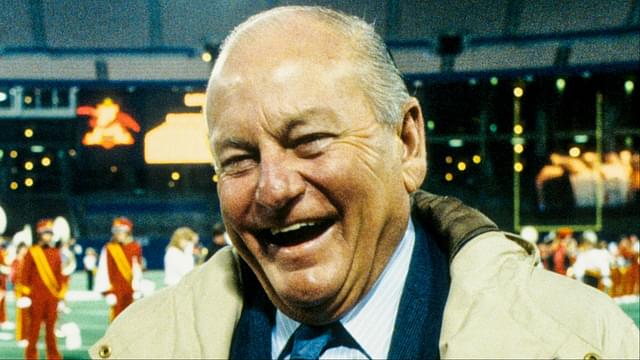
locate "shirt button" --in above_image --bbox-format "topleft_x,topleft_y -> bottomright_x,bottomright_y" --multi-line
98,345 -> 112,358
583,352 -> 600,360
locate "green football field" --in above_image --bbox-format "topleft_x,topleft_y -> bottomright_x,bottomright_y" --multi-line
0,271 -> 164,360
620,301 -> 640,328
0,271 -> 638,360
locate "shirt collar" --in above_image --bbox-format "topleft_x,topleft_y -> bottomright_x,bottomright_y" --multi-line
272,218 -> 416,359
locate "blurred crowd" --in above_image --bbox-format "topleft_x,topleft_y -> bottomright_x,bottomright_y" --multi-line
537,228 -> 640,298
536,150 -> 640,210
1,215 -> 636,358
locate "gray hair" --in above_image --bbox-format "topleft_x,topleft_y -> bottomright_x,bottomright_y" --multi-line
211,5 -> 410,126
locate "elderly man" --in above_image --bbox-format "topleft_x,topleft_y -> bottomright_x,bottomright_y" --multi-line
91,6 -> 639,359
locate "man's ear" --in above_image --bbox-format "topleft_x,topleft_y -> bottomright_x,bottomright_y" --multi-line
399,97 -> 427,193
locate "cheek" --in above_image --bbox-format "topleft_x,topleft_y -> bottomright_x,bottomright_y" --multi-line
310,146 -> 392,204
217,175 -> 257,222
217,176 -> 265,259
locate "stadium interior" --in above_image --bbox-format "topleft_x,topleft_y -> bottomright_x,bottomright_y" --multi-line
0,0 -> 638,358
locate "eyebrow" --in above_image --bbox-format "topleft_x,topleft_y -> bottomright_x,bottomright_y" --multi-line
278,107 -> 338,134
217,138 -> 255,154
216,107 -> 338,152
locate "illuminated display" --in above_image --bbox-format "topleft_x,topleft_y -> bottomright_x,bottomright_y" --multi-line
184,92 -> 206,107
144,113 -> 214,164
78,98 -> 141,149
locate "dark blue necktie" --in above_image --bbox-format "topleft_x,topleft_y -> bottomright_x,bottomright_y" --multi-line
282,322 -> 363,360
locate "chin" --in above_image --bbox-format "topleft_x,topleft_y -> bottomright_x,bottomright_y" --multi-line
273,274 -> 343,315
281,287 -> 333,308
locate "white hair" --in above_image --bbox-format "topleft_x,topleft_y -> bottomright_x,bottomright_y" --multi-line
210,5 -> 410,126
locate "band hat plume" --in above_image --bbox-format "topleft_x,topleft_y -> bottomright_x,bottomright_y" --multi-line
36,218 -> 54,234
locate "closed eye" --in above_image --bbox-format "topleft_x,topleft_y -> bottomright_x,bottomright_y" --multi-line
291,133 -> 333,157
220,154 -> 258,175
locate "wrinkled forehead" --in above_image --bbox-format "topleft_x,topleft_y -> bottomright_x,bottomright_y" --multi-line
204,14 -> 368,153
207,13 -> 357,96
207,56 -> 364,145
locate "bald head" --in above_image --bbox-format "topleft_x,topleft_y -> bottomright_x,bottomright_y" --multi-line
212,8 -> 353,71
206,6 -> 410,132
207,9 -> 357,104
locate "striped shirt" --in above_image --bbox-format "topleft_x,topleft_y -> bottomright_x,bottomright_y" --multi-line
272,218 -> 416,359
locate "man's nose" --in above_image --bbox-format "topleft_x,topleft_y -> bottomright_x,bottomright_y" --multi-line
255,157 -> 305,211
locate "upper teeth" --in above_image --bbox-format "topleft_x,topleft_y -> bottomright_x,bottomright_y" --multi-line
271,222 -> 316,235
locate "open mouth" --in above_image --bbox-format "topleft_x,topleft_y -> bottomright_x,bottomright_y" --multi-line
258,219 -> 334,247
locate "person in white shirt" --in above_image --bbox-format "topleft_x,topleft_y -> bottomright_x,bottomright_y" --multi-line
163,227 -> 199,286
573,231 -> 612,290
83,247 -> 98,290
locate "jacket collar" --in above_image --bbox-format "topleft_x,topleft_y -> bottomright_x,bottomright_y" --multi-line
412,190 -> 515,262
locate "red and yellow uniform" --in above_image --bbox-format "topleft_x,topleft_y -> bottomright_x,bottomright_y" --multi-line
105,241 -> 139,320
619,241 -> 639,296
20,219 -> 65,360
95,217 -> 142,322
11,246 -> 30,343
0,248 -> 8,323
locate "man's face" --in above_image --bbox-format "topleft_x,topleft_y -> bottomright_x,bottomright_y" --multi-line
112,231 -> 129,243
207,19 -> 424,324
39,231 -> 53,245
213,234 -> 226,246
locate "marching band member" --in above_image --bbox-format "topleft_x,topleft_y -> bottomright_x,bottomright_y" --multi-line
11,242 -> 30,347
19,219 -> 66,360
0,238 -> 9,327
95,217 -> 143,322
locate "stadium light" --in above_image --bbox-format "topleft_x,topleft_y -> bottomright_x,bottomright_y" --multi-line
514,144 -> 524,154
201,51 -> 213,62
569,146 -> 581,157
513,124 -> 523,135
514,162 -> 523,172
625,80 -> 634,95
448,139 -> 464,148
574,134 -> 589,144
513,87 -> 524,98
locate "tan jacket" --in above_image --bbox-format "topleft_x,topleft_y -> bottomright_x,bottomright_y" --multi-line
91,194 -> 639,359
